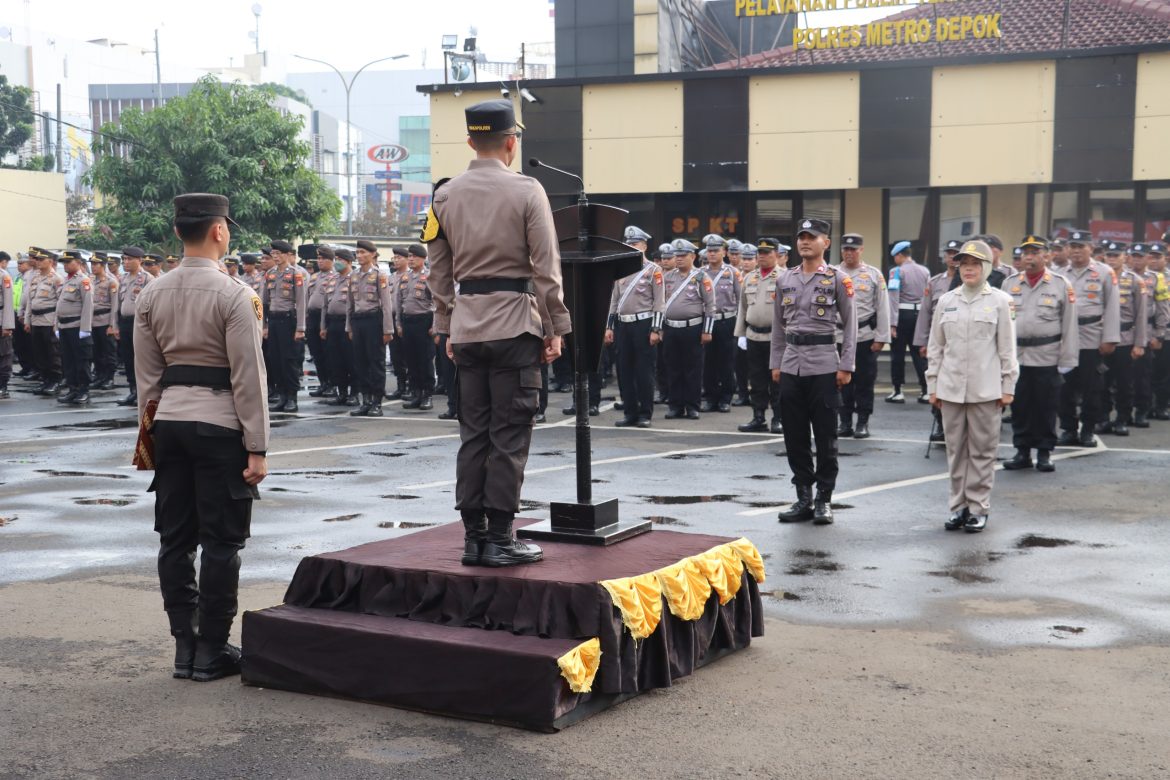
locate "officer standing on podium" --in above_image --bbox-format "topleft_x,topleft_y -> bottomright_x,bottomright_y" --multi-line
424,99 -> 571,568
774,218 -> 856,525
605,225 -> 664,428
134,193 -> 268,682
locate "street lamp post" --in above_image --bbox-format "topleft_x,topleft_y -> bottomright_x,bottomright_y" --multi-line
294,53 -> 407,236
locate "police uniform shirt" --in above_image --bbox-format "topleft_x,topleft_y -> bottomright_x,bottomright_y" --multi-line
119,268 -> 152,319
889,260 -> 931,315
55,271 -> 93,331
771,263 -> 858,375
913,272 -> 954,348
705,263 -> 742,318
92,273 -> 119,329
1065,261 -> 1122,349
663,266 -> 716,323
734,264 -> 780,342
345,264 -> 395,335
925,286 -> 1019,403
398,267 -> 435,318
0,267 -> 13,331
1115,268 -> 1149,348
607,260 -> 665,319
243,268 -> 264,297
1138,269 -> 1169,341
308,269 -> 335,312
261,264 -> 308,332
839,262 -> 890,343
1004,271 -> 1080,368
424,158 -> 572,344
322,270 -> 350,317
23,271 -> 63,326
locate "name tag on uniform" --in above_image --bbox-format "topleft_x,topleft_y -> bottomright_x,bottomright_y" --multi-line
944,306 -> 957,312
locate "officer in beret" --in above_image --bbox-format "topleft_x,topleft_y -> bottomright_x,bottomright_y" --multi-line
423,98 -> 570,567
605,225 -> 664,428
306,246 -> 336,399
1127,243 -> 1168,427
240,253 -> 264,296
773,218 -> 856,525
346,239 -> 395,416
134,193 -> 268,682
886,239 -> 931,404
1002,236 -> 1078,472
735,237 -> 784,433
397,243 -> 436,411
1098,241 -> 1147,436
701,234 -> 741,413
1058,230 -> 1121,446
261,239 -> 308,412
836,233 -> 889,439
662,238 -> 715,420
55,249 -> 94,405
115,247 -> 151,406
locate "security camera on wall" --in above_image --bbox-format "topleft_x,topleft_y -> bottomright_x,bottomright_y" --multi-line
500,86 -> 510,98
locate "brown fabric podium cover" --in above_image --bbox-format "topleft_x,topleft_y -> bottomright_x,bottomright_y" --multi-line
282,522 -> 764,696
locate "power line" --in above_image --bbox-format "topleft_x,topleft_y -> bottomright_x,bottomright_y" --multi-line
0,97 -> 141,148
0,185 -> 68,203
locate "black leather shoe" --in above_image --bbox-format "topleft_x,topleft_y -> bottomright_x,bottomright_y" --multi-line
778,486 -> 814,523
944,508 -> 968,531
169,613 -> 197,679
402,394 -> 422,410
1078,428 -> 1097,447
267,393 -> 284,410
917,393 -> 931,405
812,492 -> 834,525
366,401 -> 383,417
461,511 -> 487,566
418,395 -> 433,411
349,393 -> 371,417
589,405 -> 599,416
738,416 -> 767,433
615,417 -> 638,427
717,402 -> 731,413
345,394 -> 361,407
664,408 -> 683,420
1056,429 -> 1079,446
439,410 -> 458,420
770,419 -> 783,434
308,384 -> 331,398
700,401 -> 716,413
1035,450 -> 1054,472
613,401 -> 624,411
1095,420 -> 1114,434
636,417 -> 651,429
481,511 -> 544,567
1113,420 -> 1130,436
532,412 -> 545,423
733,395 -> 751,407
280,397 -> 298,413
964,513 -> 988,533
68,391 -> 90,406
191,642 -> 242,682
562,405 -> 577,415
57,390 -> 78,404
1133,411 -> 1150,428
117,392 -> 138,406
685,408 -> 700,420
1003,449 -> 1032,470
1151,408 -> 1170,421
853,416 -> 870,439
837,414 -> 854,437
93,379 -> 115,391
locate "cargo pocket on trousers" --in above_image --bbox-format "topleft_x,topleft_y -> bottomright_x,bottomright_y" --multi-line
509,367 -> 542,425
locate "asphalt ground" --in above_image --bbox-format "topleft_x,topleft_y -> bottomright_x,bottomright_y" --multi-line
2,364 -> 1170,778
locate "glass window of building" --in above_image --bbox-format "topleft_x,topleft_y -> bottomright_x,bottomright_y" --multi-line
887,188 -> 929,262
1031,186 -> 1079,238
938,189 -> 981,248
604,195 -> 656,240
1145,185 -> 1170,241
1088,187 -> 1137,242
756,198 -> 793,245
708,195 -> 746,241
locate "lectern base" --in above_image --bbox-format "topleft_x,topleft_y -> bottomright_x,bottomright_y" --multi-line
518,499 -> 651,546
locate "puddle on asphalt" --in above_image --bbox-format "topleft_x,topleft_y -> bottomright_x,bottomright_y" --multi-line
378,521 -> 437,529
73,498 -> 136,507
638,494 -> 739,505
37,470 -> 129,480
748,474 -> 781,480
663,453 -> 712,460
644,516 -> 689,526
928,569 -> 995,584
43,418 -> 138,432
1051,625 -> 1086,636
1013,534 -> 1114,550
380,494 -> 421,501
786,550 -> 842,576
742,500 -> 854,509
592,478 -> 608,484
370,452 -> 406,458
267,487 -> 308,494
761,589 -> 801,602
271,470 -> 359,478
323,514 -> 361,523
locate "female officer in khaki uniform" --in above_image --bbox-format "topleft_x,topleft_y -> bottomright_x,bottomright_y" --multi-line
926,240 -> 1019,533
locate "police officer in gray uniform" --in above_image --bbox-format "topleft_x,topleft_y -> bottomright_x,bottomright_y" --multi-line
836,233 -> 889,439
773,218 -> 857,525
605,225 -> 665,427
735,237 -> 784,433
887,240 -> 931,403
1099,240 -> 1147,436
662,238 -> 715,419
56,250 -> 94,405
701,235 -> 741,412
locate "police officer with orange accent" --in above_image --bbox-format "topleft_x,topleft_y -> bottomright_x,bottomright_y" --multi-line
605,225 -> 664,428
346,240 -> 395,417
735,237 -> 784,433
836,233 -> 889,439
260,239 -> 307,413
1099,240 -> 1147,436
397,244 -> 436,411
701,234 -> 741,413
662,239 -> 715,420
56,249 -> 95,405
773,218 -> 856,526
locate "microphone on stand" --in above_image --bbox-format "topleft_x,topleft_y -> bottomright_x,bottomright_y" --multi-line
528,158 -> 586,201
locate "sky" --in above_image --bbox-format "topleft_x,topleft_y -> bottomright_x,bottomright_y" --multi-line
0,0 -> 901,77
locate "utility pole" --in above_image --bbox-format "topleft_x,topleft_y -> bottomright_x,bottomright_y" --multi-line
154,29 -> 162,103
55,83 -> 62,172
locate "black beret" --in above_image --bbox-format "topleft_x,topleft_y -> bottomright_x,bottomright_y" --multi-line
465,99 -> 523,135
407,243 -> 427,258
391,246 -> 408,257
356,239 -> 378,254
173,193 -> 239,227
334,248 -> 355,261
240,253 -> 259,265
983,233 -> 1004,251
269,239 -> 295,254
315,246 -> 335,259
122,246 -> 146,258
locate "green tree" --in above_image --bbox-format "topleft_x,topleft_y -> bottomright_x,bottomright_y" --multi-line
77,75 -> 340,251
0,74 -> 35,162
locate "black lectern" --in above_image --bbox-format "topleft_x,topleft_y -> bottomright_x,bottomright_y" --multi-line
518,163 -> 652,545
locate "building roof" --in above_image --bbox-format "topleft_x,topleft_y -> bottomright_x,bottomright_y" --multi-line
709,0 -> 1170,70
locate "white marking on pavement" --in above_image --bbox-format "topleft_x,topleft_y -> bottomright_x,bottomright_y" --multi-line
269,431 -> 460,457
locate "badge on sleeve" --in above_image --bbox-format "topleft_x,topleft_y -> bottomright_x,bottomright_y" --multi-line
654,270 -> 663,285
2,276 -> 9,288
252,296 -> 263,321
703,277 -> 713,292
82,278 -> 91,291
1067,286 -> 1076,304
840,275 -> 854,298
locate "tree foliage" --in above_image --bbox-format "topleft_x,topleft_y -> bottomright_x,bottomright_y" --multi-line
77,75 -> 340,252
0,74 -> 35,163
257,82 -> 311,107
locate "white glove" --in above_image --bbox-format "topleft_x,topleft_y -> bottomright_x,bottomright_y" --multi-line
737,336 -> 748,350
79,330 -> 91,339
54,329 -> 59,338
1058,366 -> 1074,375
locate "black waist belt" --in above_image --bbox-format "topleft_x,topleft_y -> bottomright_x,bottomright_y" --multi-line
1121,321 -> 1135,332
861,313 -> 878,331
58,316 -> 80,325
459,278 -> 535,296
1017,335 -> 1062,347
785,333 -> 835,346
1078,315 -> 1102,326
748,324 -> 772,334
268,311 -> 296,319
401,312 -> 433,320
325,314 -> 347,323
119,314 -> 134,322
161,365 -> 232,390
31,307 -> 55,315
351,310 -> 382,320
94,308 -> 111,315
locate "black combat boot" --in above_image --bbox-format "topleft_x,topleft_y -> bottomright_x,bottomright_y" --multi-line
308,383 -> 332,398
280,395 -> 298,413
366,395 -> 383,417
812,490 -> 834,525
460,509 -> 488,566
418,394 -> 433,411
326,387 -> 350,406
853,414 -> 870,439
349,392 -> 371,417
117,391 -> 137,406
1056,428 -> 1079,446
68,390 -> 90,406
267,391 -> 284,410
964,513 -> 988,533
1113,418 -> 1130,436
402,390 -> 422,410
168,611 -> 198,680
480,509 -> 543,567
778,485 -> 814,523
191,618 -> 241,683
1078,425 -> 1096,447
738,413 -> 767,433
837,412 -> 854,438
1133,410 -> 1150,428
944,508 -> 968,531
1003,448 -> 1032,470
1035,449 -> 1054,472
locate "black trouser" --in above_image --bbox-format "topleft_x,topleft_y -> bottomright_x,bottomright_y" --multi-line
58,327 -> 91,391
437,334 -> 458,414
351,314 -> 385,395
655,340 -> 667,401
324,315 -> 355,394
151,420 -> 256,633
388,333 -> 407,393
1133,347 -> 1153,414
92,324 -> 117,383
262,329 -> 276,392
401,312 -> 436,395
735,342 -> 749,399
0,331 -> 12,387
780,371 -> 841,492
552,354 -> 572,388
842,339 -> 878,417
1012,365 -> 1061,450
663,324 -> 702,412
452,335 -> 542,514
30,324 -> 61,382
702,317 -> 736,405
118,316 -> 137,391
616,318 -> 655,420
890,307 -> 927,393
267,314 -> 303,395
306,309 -> 328,387
13,316 -> 32,372
1104,347 -> 1136,422
745,338 -> 780,418
1153,344 -> 1170,410
1059,348 -> 1105,431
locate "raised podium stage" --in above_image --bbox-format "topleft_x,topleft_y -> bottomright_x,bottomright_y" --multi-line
241,521 -> 765,731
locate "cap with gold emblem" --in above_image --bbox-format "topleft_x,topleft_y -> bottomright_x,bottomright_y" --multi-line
796,218 -> 830,238
1020,235 -> 1048,249
61,249 -> 91,262
173,192 -> 240,227
956,240 -> 992,263
465,99 -> 524,135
